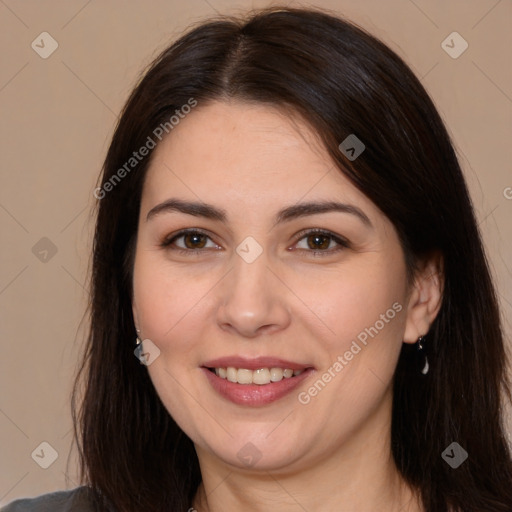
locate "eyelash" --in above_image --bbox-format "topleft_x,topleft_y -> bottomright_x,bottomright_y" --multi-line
160,228 -> 350,257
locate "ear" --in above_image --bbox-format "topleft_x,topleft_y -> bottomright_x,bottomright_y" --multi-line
403,251 -> 444,344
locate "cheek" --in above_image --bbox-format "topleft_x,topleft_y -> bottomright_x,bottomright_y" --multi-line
293,261 -> 408,421
295,258 -> 407,351
132,251 -> 216,356
132,253 -> 217,434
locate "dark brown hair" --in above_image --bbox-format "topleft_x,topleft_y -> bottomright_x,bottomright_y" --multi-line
72,6 -> 512,511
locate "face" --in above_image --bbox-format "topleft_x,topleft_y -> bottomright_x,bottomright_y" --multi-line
132,100 -> 414,473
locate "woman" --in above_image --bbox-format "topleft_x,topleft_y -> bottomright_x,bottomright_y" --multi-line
3,6 -> 511,512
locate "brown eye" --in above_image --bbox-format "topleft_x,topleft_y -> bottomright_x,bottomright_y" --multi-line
161,229 -> 219,252
183,232 -> 207,249
306,234 -> 331,250
294,229 -> 349,255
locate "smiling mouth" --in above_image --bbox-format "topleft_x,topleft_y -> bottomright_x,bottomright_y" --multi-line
206,366 -> 310,385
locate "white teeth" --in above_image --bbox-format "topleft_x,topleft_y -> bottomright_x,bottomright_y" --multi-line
227,367 -> 238,383
213,366 -> 304,385
253,368 -> 271,385
237,369 -> 253,385
270,367 -> 284,382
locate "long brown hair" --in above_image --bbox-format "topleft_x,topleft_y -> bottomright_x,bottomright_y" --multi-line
71,6 -> 512,511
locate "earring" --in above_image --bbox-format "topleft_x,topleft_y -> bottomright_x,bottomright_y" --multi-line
417,335 -> 429,375
134,329 -> 146,365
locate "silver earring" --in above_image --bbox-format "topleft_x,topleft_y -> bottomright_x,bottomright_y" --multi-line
135,328 -> 142,346
417,335 -> 429,375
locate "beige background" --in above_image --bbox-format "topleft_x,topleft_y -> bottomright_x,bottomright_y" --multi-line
0,0 -> 511,504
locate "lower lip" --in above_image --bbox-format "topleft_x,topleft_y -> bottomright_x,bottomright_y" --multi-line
202,367 -> 314,406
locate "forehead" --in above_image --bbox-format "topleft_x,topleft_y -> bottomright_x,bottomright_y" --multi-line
141,100 -> 376,219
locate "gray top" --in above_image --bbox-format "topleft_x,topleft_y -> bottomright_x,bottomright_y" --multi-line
0,487 -> 95,512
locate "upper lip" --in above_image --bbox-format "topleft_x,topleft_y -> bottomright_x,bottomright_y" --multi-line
202,356 -> 313,371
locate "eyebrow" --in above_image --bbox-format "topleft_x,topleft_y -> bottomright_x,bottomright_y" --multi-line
146,198 -> 372,228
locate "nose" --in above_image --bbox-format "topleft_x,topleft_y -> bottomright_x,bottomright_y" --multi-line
215,249 -> 292,338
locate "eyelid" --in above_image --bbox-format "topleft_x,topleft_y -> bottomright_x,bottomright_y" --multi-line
160,228 -> 350,255
160,228 -> 220,250
291,228 -> 350,254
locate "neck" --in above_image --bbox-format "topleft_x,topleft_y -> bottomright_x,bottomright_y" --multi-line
192,461 -> 420,512
191,388 -> 423,512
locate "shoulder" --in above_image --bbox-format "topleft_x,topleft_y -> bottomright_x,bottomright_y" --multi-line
0,487 -> 96,512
